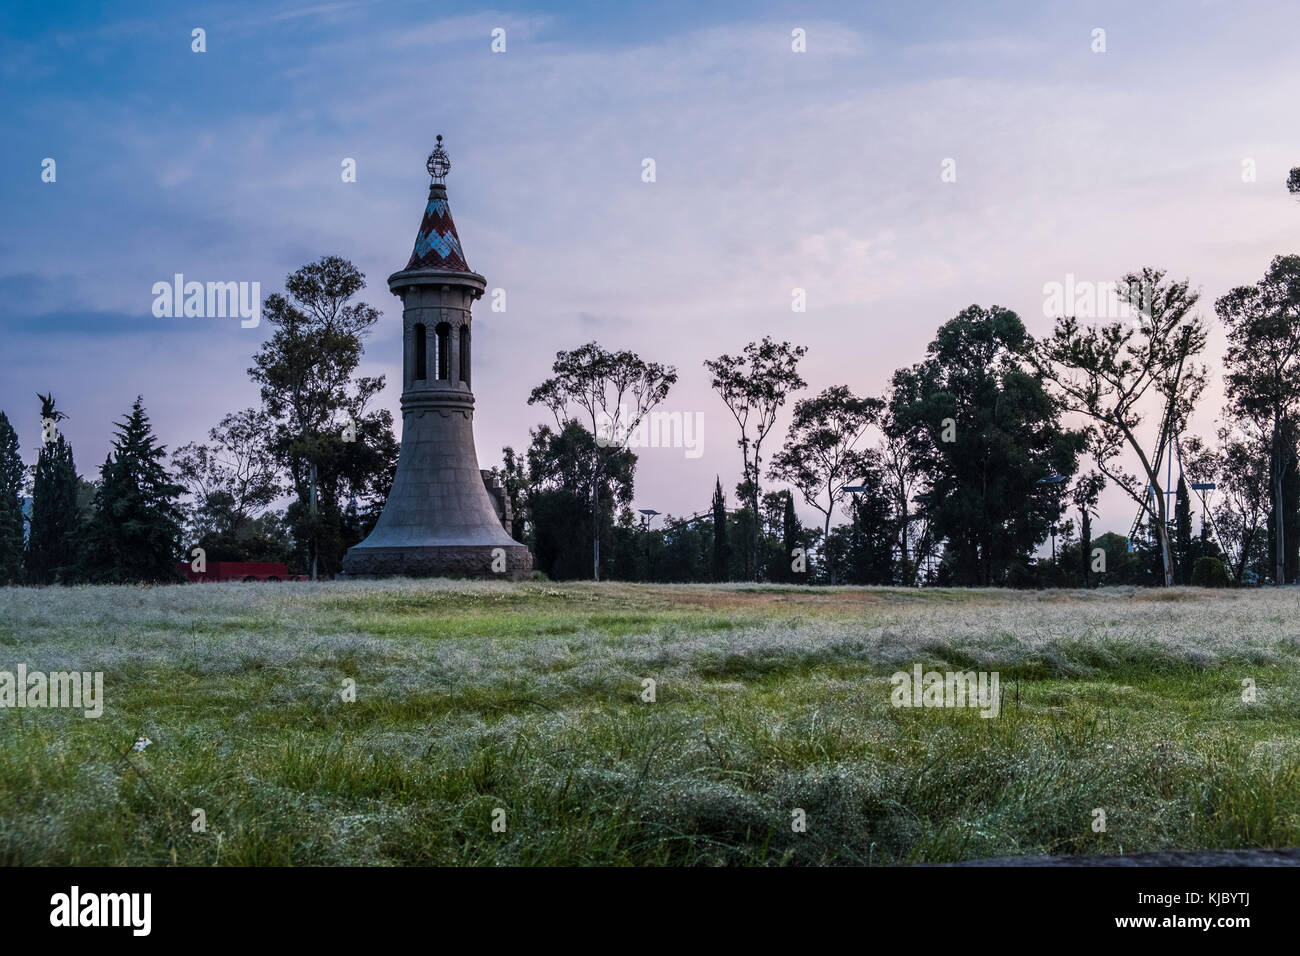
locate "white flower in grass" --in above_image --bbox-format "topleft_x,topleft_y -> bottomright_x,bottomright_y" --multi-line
133,736 -> 152,752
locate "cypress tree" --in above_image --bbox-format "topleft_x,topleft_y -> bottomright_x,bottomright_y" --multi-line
25,393 -> 80,584
1072,472 -> 1104,589
0,412 -> 24,584
853,477 -> 896,585
1262,419 -> 1300,584
1263,431 -> 1294,582
782,491 -> 802,583
1174,476 -> 1192,585
1080,505 -> 1092,587
1286,436 -> 1300,584
710,477 -> 730,582
77,397 -> 185,583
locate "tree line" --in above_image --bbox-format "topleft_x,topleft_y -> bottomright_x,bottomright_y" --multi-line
499,257 -> 1300,588
0,257 -> 398,585
5,209 -> 1300,587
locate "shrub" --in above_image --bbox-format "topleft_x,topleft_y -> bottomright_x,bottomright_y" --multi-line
1191,556 -> 1231,588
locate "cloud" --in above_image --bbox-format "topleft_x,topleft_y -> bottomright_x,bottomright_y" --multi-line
4,2 -> 1300,537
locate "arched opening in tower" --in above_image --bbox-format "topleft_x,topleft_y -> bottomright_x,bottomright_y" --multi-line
413,323 -> 427,381
435,322 -> 451,379
459,324 -> 470,386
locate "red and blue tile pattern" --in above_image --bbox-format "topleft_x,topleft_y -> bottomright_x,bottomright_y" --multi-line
404,190 -> 470,271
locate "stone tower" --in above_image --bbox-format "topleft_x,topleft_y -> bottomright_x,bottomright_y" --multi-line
341,136 -> 533,577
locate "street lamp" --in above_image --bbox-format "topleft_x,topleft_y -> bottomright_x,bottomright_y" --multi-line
1189,482 -> 1216,544
1036,475 -> 1067,562
636,509 -> 661,583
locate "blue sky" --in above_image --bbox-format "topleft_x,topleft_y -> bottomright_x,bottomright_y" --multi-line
3,0 -> 1299,536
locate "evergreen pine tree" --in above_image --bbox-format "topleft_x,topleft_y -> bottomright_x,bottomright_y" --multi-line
1071,472 -> 1104,589
782,491 -> 802,583
851,476 -> 896,584
710,477 -> 730,582
1261,420 -> 1300,584
1080,506 -> 1092,587
1174,476 -> 1193,584
0,412 -> 24,584
1143,514 -> 1165,585
77,397 -> 185,583
1285,437 -> 1300,584
25,393 -> 80,584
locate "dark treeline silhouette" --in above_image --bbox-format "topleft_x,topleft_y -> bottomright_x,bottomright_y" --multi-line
7,170 -> 1300,587
505,252 -> 1300,587
1,257 -> 396,585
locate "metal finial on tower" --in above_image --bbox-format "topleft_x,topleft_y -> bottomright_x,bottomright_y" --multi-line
426,134 -> 451,183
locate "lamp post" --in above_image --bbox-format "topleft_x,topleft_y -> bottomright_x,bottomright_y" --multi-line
841,485 -> 870,584
843,485 -> 868,529
1036,475 -> 1067,563
1189,482 -> 1214,532
843,485 -> 867,528
1189,481 -> 1219,564
637,509 -> 660,581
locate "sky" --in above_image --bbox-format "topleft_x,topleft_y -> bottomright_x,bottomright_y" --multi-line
2,0 -> 1299,540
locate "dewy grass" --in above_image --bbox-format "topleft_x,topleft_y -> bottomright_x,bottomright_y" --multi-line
0,581 -> 1298,865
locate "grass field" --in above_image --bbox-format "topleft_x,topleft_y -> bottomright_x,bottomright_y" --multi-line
2,580 -> 1299,866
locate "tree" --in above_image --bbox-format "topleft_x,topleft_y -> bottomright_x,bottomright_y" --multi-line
1184,424 -> 1269,584
711,477 -> 731,582
1217,255 -> 1300,585
1174,475 -> 1193,584
1268,418 -> 1300,584
76,397 -> 185,583
893,305 -> 1084,586
526,420 -> 636,580
840,470 -> 896,585
1072,471 -> 1105,588
528,341 -> 676,581
782,490 -> 804,583
489,446 -> 530,544
0,413 -> 23,585
705,337 -> 807,581
1036,269 -> 1208,587
648,512 -> 711,583
1191,555 -> 1231,587
25,393 -> 80,584
172,408 -> 283,560
877,402 -> 930,586
1288,167 -> 1300,199
249,256 -> 398,579
768,385 -> 883,584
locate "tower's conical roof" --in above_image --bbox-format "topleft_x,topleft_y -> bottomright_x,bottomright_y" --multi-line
404,135 -> 471,272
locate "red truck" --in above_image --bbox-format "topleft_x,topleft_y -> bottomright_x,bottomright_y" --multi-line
175,561 -> 308,583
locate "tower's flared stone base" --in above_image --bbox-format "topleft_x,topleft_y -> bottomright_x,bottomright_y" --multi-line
340,543 -> 532,578
340,373 -> 534,579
